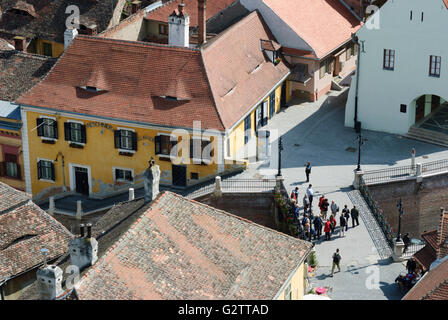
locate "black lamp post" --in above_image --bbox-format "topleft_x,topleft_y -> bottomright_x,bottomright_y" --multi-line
396,198 -> 404,241
277,137 -> 283,177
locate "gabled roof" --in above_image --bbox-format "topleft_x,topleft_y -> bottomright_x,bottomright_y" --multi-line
403,257 -> 448,300
74,191 -> 312,300
261,0 -> 361,59
17,37 -> 225,131
145,0 -> 236,26
0,50 -> 55,102
201,10 -> 289,129
0,0 -> 126,43
17,11 -> 289,131
0,182 -> 73,282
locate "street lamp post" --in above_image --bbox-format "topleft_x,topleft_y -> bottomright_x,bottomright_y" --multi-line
277,137 -> 283,177
396,198 -> 404,242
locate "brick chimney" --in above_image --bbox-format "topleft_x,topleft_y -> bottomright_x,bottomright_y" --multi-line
13,36 -> 26,52
437,207 -> 448,259
168,1 -> 190,47
131,0 -> 142,14
69,223 -> 98,272
198,0 -> 206,45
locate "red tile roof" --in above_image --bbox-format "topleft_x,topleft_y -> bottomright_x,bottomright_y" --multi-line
201,11 -> 289,129
75,191 -> 312,300
422,230 -> 439,251
145,0 -> 236,26
18,12 -> 289,131
17,37 -> 225,131
262,0 -> 361,59
414,245 -> 437,271
0,182 -> 73,281
403,258 -> 448,300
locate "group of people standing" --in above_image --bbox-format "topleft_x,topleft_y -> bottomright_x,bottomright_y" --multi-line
291,186 -> 360,242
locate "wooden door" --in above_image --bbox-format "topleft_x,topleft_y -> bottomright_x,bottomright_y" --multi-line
415,96 -> 425,122
431,95 -> 440,112
172,165 -> 186,187
75,167 -> 89,195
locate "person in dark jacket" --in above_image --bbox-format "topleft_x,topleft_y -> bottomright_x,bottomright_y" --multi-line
343,205 -> 350,231
339,214 -> 346,237
313,215 -> 323,239
331,249 -> 341,277
321,198 -> 329,221
351,206 -> 359,227
305,162 -> 311,182
406,257 -> 417,274
403,233 -> 411,253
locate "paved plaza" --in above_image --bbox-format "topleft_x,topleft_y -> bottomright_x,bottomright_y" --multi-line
239,88 -> 447,299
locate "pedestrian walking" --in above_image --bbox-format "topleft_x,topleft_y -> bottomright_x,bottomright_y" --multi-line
313,215 -> 323,240
290,187 -> 299,204
329,214 -> 336,234
403,233 -> 410,253
342,205 -> 350,231
324,219 -> 331,241
321,198 -> 329,221
306,184 -> 314,207
339,214 -> 346,237
331,249 -> 342,277
351,206 -> 359,227
303,194 -> 310,214
406,257 -> 417,274
293,203 -> 300,221
330,201 -> 339,217
318,194 -> 325,215
305,162 -> 311,182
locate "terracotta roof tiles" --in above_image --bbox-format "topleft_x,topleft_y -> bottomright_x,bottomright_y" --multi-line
74,191 -> 312,300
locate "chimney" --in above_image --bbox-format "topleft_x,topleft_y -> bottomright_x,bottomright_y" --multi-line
131,0 -> 142,14
13,36 -> 26,52
80,223 -> 85,237
168,1 -> 190,47
64,28 -> 78,50
69,223 -> 98,272
198,0 -> 206,45
86,24 -> 97,36
36,248 -> 63,300
144,159 -> 161,203
437,207 -> 448,259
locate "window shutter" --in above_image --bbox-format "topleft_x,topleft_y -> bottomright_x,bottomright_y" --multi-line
132,132 -> 137,151
52,120 -> 58,139
114,130 -> 121,149
81,125 -> 87,143
190,139 -> 193,159
16,164 -> 21,180
0,162 -> 5,177
115,168 -> 120,180
155,135 -> 161,154
64,122 -> 71,141
170,138 -> 178,158
50,162 -> 55,181
36,118 -> 44,136
37,161 -> 42,180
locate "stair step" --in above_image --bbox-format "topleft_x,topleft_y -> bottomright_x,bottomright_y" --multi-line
404,134 -> 448,148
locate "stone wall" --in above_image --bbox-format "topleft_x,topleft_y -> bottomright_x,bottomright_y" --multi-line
368,173 -> 448,239
197,192 -> 276,230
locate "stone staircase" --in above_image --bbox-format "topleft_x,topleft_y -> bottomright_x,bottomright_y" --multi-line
404,126 -> 448,148
331,78 -> 344,91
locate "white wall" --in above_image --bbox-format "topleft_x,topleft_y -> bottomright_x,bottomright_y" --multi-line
345,0 -> 448,135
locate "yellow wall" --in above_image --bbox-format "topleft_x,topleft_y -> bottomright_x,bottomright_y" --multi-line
25,111 -> 221,200
0,125 -> 25,191
36,39 -> 65,58
276,262 -> 307,300
226,82 -> 283,160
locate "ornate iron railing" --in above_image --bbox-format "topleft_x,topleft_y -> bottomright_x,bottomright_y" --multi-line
359,176 -> 395,248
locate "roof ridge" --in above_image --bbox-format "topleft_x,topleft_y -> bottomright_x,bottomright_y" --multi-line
76,35 -> 201,52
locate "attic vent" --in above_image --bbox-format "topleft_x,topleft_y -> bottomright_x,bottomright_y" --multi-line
2,234 -> 38,250
250,64 -> 262,74
224,86 -> 236,97
80,86 -> 103,93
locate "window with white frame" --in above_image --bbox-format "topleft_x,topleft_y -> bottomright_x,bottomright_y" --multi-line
37,118 -> 58,139
37,160 -> 54,181
383,49 -> 395,70
429,55 -> 441,77
114,129 -> 137,151
64,121 -> 86,144
115,168 -> 133,182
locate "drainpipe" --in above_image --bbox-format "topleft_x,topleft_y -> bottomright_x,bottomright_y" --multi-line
55,152 -> 67,192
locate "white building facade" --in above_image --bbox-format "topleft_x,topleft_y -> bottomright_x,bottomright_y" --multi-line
345,0 -> 448,135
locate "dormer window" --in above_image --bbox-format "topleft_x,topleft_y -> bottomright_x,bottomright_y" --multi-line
80,86 -> 103,93
260,39 -> 281,65
7,9 -> 32,17
160,95 -> 187,101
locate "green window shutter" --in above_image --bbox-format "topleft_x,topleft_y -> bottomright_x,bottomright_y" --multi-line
114,130 -> 121,149
64,122 -> 71,141
52,120 -> 58,139
50,162 -> 55,181
155,135 -> 161,154
132,132 -> 137,151
36,118 -> 44,136
81,125 -> 87,143
37,161 -> 42,180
